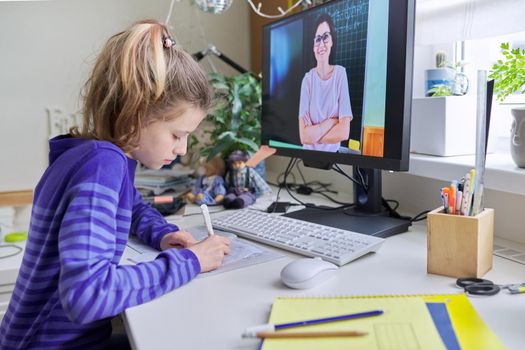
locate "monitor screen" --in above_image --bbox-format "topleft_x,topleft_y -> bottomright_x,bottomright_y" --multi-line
261,0 -> 414,171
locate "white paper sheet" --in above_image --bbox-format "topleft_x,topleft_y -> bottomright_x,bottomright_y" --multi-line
124,225 -> 283,277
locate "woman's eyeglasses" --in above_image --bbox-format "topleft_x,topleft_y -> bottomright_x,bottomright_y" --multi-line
314,32 -> 331,46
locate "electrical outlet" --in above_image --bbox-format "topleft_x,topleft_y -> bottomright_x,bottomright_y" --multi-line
46,108 -> 82,138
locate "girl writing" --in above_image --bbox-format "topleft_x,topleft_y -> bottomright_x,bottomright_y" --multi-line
0,19 -> 230,349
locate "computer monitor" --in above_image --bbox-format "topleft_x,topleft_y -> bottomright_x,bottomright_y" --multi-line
261,0 -> 415,237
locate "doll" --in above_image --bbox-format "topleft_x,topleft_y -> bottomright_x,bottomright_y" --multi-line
223,150 -> 271,209
186,156 -> 226,205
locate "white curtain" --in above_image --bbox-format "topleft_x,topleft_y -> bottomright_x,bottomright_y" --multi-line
416,0 -> 525,45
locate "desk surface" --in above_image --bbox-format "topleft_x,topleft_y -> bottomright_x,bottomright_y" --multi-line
123,199 -> 525,350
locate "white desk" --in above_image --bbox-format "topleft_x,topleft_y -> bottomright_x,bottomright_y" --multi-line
123,199 -> 525,350
0,241 -> 26,321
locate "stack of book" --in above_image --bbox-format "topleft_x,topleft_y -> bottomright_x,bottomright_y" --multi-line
134,167 -> 193,197
134,167 -> 195,216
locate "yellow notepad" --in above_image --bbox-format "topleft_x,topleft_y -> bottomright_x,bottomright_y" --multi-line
262,294 -> 504,350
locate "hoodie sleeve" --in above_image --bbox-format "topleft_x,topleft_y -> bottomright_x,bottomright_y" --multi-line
57,149 -> 200,325
130,188 -> 180,250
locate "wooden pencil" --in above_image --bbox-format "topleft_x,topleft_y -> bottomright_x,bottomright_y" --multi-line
255,330 -> 368,339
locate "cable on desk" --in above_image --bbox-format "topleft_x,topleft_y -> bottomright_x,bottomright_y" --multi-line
0,244 -> 23,259
410,210 -> 431,223
272,160 -> 339,201
282,159 -> 354,210
385,199 -> 400,211
267,158 -> 295,214
332,165 -> 429,223
296,159 -> 308,184
355,166 -> 369,192
296,160 -> 338,196
381,198 -> 411,221
332,164 -> 367,191
275,172 -> 297,189
273,159 -> 348,207
381,199 -> 430,223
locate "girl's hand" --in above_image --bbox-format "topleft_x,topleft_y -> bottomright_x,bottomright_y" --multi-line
160,230 -> 198,250
188,235 -> 231,272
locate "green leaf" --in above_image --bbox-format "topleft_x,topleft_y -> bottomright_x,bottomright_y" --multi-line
206,131 -> 237,160
237,137 -> 259,152
428,84 -> 452,97
206,141 -> 232,161
490,42 -> 525,101
217,131 -> 236,141
211,82 -> 229,91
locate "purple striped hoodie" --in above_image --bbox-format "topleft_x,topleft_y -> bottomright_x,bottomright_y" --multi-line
0,135 -> 200,349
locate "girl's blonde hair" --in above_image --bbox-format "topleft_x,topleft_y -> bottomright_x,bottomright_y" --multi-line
72,19 -> 212,152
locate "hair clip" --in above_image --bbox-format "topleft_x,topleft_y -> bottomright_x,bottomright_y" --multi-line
162,35 -> 176,48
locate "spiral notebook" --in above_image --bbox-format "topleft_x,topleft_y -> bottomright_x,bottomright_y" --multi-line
260,293 -> 504,350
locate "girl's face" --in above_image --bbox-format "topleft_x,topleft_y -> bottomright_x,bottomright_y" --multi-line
130,105 -> 206,169
313,21 -> 332,64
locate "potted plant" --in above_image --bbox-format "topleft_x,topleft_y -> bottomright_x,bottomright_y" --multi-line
489,42 -> 525,167
191,72 -> 263,170
426,51 -> 469,97
412,52 -> 474,156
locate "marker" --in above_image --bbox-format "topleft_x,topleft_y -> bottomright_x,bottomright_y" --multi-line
467,169 -> 476,216
461,173 -> 471,216
456,190 -> 463,216
449,183 -> 456,215
441,188 -> 450,214
200,204 -> 215,236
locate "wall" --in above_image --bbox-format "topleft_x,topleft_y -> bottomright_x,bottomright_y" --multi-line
0,0 -> 250,192
266,156 -> 525,244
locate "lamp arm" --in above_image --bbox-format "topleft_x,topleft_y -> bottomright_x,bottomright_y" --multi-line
192,44 -> 260,80
214,52 -> 249,74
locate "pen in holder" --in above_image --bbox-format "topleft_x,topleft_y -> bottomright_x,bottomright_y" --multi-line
427,207 -> 494,278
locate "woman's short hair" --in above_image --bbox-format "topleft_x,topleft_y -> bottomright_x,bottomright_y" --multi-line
312,13 -> 337,66
72,19 -> 212,152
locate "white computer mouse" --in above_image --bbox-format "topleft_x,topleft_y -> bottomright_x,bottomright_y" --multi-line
280,257 -> 338,289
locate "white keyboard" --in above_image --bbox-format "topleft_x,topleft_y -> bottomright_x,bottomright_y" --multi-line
213,209 -> 385,266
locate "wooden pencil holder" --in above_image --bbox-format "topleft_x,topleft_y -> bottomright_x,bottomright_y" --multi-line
427,207 -> 494,278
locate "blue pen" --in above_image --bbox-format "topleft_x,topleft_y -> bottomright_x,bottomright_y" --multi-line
440,187 -> 446,211
242,310 -> 383,338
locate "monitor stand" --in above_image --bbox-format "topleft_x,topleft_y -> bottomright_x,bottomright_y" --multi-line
283,166 -> 411,238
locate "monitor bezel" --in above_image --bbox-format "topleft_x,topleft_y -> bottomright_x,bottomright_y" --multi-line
261,0 -> 415,171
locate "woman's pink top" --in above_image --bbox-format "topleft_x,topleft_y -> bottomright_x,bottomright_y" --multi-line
299,65 -> 353,152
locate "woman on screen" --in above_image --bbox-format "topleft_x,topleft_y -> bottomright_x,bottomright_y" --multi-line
298,13 -> 353,152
